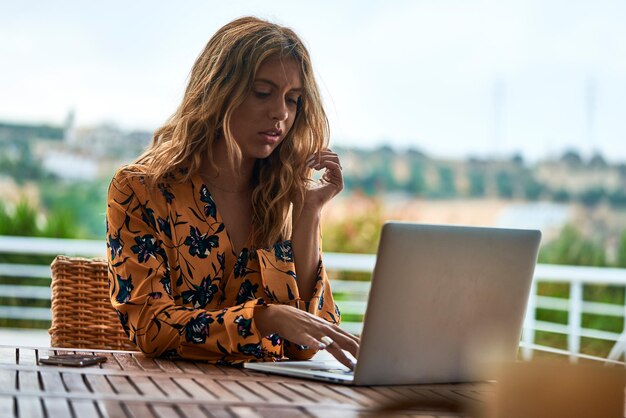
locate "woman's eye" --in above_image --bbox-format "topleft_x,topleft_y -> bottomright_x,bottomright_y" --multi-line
287,97 -> 300,106
254,91 -> 270,98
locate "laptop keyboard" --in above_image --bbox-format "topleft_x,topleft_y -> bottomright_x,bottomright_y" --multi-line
311,368 -> 354,375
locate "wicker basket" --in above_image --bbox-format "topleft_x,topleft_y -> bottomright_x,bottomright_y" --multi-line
49,255 -> 136,351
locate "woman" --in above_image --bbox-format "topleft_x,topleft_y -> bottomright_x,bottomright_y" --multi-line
106,16 -> 358,369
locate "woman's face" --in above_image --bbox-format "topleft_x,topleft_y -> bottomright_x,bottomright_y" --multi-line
228,57 -> 303,161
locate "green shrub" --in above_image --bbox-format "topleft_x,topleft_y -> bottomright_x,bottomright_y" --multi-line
538,224 -> 606,266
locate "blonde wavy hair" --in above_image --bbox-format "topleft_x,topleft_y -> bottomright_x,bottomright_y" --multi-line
134,16 -> 329,248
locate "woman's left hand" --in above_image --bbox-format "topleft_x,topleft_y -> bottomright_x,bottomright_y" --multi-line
303,149 -> 343,210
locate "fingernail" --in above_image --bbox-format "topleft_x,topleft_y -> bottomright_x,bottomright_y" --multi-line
318,343 -> 327,349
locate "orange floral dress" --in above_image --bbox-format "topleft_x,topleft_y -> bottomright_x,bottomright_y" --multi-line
106,166 -> 340,365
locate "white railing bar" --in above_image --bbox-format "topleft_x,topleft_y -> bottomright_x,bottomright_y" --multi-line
328,280 -> 370,294
2,288 -> 619,317
535,296 -> 626,317
1,309 -> 621,344
608,333 -> 626,361
0,236 -> 106,257
0,288 -> 616,317
529,321 -> 621,341
534,264 -> 626,284
324,252 -> 376,273
1,236 -> 626,281
0,307 -> 51,321
0,272 -> 623,316
568,281 -> 583,362
334,301 -> 367,314
338,321 -> 363,335
521,280 -> 537,361
0,263 -> 51,279
607,304 -> 626,361
0,285 -> 51,299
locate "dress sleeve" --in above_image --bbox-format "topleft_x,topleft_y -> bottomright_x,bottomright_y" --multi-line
256,239 -> 341,360
107,170 -> 280,363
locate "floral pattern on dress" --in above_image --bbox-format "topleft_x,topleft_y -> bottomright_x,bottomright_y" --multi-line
183,226 -> 219,258
106,167 -> 339,364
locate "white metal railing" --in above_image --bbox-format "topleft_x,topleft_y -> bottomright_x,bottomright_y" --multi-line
1,235 -> 626,360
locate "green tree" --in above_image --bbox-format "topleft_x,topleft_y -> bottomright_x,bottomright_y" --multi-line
616,231 -> 626,268
496,170 -> 514,198
468,169 -> 486,197
552,188 -> 571,203
0,200 -> 40,236
523,177 -> 544,201
39,179 -> 109,238
437,166 -> 456,198
0,198 -> 81,239
322,198 -> 383,284
42,208 -> 79,239
539,224 -> 606,266
322,199 -> 383,255
580,187 -> 607,207
0,140 -> 48,183
608,190 -> 626,208
406,161 -> 425,195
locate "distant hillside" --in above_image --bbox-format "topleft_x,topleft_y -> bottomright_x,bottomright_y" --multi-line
0,121 -> 64,142
335,145 -> 626,207
1,118 -> 625,207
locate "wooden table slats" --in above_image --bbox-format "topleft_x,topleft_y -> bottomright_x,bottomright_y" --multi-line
98,351 -> 125,370
39,371 -> 65,393
194,377 -> 242,403
240,381 -> 294,404
0,346 -> 493,418
15,397 -> 43,418
107,374 -> 140,396
100,401 -> 130,418
0,396 -> 14,418
16,349 -> 37,366
112,352 -> 144,372
124,402 -> 155,418
173,377 -> 217,401
41,398 -> 71,418
131,353 -> 163,372
0,349 -> 16,368
70,399 -> 101,418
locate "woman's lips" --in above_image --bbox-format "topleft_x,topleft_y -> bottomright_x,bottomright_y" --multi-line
259,132 -> 280,144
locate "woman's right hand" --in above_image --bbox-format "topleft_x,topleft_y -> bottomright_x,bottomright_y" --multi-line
255,304 -> 359,370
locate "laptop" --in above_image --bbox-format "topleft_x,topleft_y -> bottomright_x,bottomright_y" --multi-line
244,222 -> 541,385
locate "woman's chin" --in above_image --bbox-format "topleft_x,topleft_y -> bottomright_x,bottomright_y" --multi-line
246,146 -> 279,161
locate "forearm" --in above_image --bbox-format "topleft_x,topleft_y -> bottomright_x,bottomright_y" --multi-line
291,206 -> 321,301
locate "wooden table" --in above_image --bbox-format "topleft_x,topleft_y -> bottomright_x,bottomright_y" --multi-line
0,346 -> 491,418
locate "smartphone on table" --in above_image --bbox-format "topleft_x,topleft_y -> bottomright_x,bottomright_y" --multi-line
40,354 -> 107,367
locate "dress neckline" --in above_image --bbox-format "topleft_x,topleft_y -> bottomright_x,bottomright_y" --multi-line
192,172 -> 252,257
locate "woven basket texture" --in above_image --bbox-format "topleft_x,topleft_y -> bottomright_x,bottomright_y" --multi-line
49,255 -> 136,351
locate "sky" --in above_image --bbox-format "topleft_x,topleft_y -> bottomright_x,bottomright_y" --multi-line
2,0 -> 626,162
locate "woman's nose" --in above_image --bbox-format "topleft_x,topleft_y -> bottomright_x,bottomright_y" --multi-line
269,99 -> 289,121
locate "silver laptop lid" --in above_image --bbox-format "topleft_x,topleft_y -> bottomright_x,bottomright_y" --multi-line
354,222 -> 541,385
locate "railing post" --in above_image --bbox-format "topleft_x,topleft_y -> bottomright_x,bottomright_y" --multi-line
521,279 -> 537,361
607,300 -> 626,362
568,281 -> 583,362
